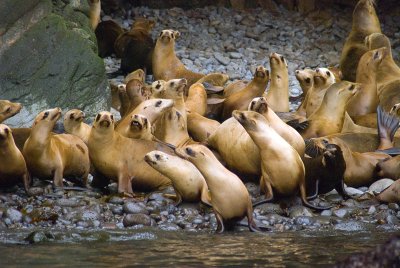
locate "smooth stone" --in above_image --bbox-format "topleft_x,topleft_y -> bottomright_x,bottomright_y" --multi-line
108,196 -> 124,205
288,206 -> 313,218
333,209 -> 348,218
214,54 -> 230,66
111,206 -> 123,215
368,206 -> 377,215
24,231 -> 54,244
334,221 -> 366,231
123,202 -> 149,215
368,179 -> 394,194
294,216 -> 315,226
325,194 -> 343,203
158,223 -> 181,231
56,198 -> 80,207
229,52 -> 242,59
4,208 -> 23,223
123,214 -> 153,227
386,215 -> 400,225
345,187 -> 364,197
321,210 -> 332,217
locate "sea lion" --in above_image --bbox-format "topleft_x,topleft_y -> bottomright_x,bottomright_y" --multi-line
185,83 -> 207,116
63,109 -> 91,144
305,67 -> 336,117
265,52 -> 289,112
187,111 -> 220,142
295,68 -> 315,98
114,18 -> 155,74
145,150 -> 212,206
376,156 -> 400,180
88,0 -> 101,30
115,98 -> 174,136
376,179 -> 400,203
365,33 -> 400,94
110,83 -> 126,111
232,110 -> 325,210
23,108 -> 90,188
149,80 -> 166,99
223,80 -> 249,98
0,100 -> 22,123
152,29 -> 228,87
175,144 -> 260,232
125,114 -> 154,141
95,20 -> 124,58
347,48 -> 385,117
88,111 -> 172,193
122,78 -> 147,116
308,136 -> 389,187
0,124 -> 30,191
124,68 -> 146,84
221,66 -> 269,121
339,0 -> 381,82
299,81 -> 359,139
117,85 -> 131,118
304,143 -> 348,199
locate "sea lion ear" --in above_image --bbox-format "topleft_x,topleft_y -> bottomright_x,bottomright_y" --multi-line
173,31 -> 180,39
250,119 -> 257,126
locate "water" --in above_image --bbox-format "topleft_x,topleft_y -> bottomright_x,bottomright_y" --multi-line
0,228 -> 397,267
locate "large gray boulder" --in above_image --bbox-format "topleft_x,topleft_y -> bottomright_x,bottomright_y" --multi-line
0,0 -> 109,127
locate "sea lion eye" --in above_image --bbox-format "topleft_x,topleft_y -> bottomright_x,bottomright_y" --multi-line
4,128 -> 9,135
349,85 -> 355,91
280,56 -> 284,62
155,154 -> 161,160
326,71 -> 331,77
186,147 -> 195,156
176,111 -> 181,118
373,51 -> 379,60
170,82 -> 175,86
43,111 -> 49,119
95,114 -> 101,122
110,115 -> 114,121
5,107 -> 11,113
70,113 -> 75,119
155,100 -> 162,107
305,78 -> 311,83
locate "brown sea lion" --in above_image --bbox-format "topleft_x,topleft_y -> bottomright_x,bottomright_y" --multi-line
0,100 -> 22,123
299,81 -> 359,139
185,83 -> 207,116
63,109 -> 91,144
23,108 -> 90,188
0,124 -> 30,191
339,0 -> 381,82
187,111 -> 220,142
376,156 -> 400,180
347,47 -> 385,117
110,83 -> 125,111
221,66 -> 269,121
152,29 -> 228,87
376,179 -> 400,203
88,111 -> 172,193
232,110 -> 326,210
122,78 -> 147,117
223,80 -> 249,98
95,20 -> 124,58
175,144 -> 261,232
295,68 -> 315,98
114,18 -> 155,74
145,150 -> 212,206
88,0 -> 101,30
265,52 -> 289,112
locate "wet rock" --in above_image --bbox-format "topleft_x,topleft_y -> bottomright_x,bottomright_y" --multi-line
108,196 -> 124,205
24,231 -> 55,244
158,223 -> 181,231
368,179 -> 394,194
321,210 -> 333,217
123,202 -> 149,215
56,198 -> 81,207
229,52 -> 242,59
288,206 -> 313,218
111,206 -> 123,215
386,215 -> 399,225
4,208 -> 23,223
294,216 -> 315,226
334,221 -> 366,231
325,194 -> 343,203
123,214 -> 153,227
345,187 -> 364,197
214,53 -> 230,66
333,209 -> 349,218
388,203 -> 399,211
255,203 -> 284,215
27,187 -> 44,196
368,206 -> 377,215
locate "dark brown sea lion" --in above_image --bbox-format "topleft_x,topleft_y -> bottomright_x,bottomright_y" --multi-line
95,20 -> 124,58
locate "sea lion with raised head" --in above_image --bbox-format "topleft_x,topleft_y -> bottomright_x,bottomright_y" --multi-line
265,52 -> 289,112
63,109 -> 91,144
88,0 -> 101,30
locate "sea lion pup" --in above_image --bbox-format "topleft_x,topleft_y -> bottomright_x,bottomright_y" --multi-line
223,80 -> 249,98
308,136 -> 389,187
0,124 -> 30,191
347,47 -> 385,117
376,179 -> 400,203
95,20 -> 124,58
185,83 -> 207,116
304,143 -> 348,200
115,98 -> 174,136
175,144 -> 261,233
88,0 -> 101,30
221,66 -> 269,121
187,111 -> 220,142
249,97 -> 305,156
265,52 -> 289,112
299,81 -> 359,139
376,156 -> 400,180
152,29 -> 228,87
114,18 -> 155,74
145,151 -> 212,206
88,111 -> 172,193
63,109 -> 91,144
23,108 -> 90,188
0,100 -> 22,123
305,67 -> 336,117
232,110 -> 326,210
365,33 -> 400,93
339,0 -> 381,82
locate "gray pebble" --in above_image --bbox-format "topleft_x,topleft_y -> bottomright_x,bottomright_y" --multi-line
4,208 -> 22,223
123,214 -> 153,227
123,202 -> 149,215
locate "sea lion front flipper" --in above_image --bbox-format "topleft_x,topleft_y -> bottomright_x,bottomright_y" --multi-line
201,82 -> 224,94
253,176 -> 274,207
286,119 -> 310,131
173,193 -> 182,206
306,179 -> 319,200
53,168 -> 64,188
246,201 -> 263,233
335,180 -> 350,200
200,185 -> 212,207
377,105 -> 400,150
375,148 -> 400,156
117,174 -> 133,194
214,212 -> 225,234
299,181 -> 332,211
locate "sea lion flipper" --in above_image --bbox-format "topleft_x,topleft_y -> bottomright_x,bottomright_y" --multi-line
201,82 -> 224,94
306,179 -> 319,200
253,176 -> 274,207
300,182 -> 332,211
377,105 -> 400,147
200,186 -> 212,207
173,193 -> 182,206
286,119 -> 310,131
215,212 -> 225,234
53,168 -> 64,188
335,181 -> 350,200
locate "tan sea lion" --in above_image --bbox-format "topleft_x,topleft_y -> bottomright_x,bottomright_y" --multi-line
122,78 -> 147,116
125,114 -> 154,141
88,0 -> 101,30
175,144 -> 261,232
187,111 -> 220,142
63,109 -> 91,144
232,110 -> 326,210
376,156 -> 400,180
0,100 -> 22,123
145,150 -> 212,206
0,124 -> 30,191
221,66 -> 269,121
339,0 -> 381,82
10,128 -> 31,152
149,80 -> 166,99
347,47 -> 385,117
376,179 -> 400,203
124,69 -> 146,84
223,80 -> 249,98
152,29 -> 227,87
295,68 -> 315,98
114,18 -> 155,74
299,81 -> 359,139
95,20 -> 124,58
265,52 -> 289,112
110,83 -> 126,112
23,108 -> 90,188
185,83 -> 207,116
88,111 -> 172,193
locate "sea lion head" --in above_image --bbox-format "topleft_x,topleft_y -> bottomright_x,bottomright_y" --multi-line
270,52 -> 288,68
232,110 -> 267,131
130,114 -> 149,132
150,80 -> 167,98
375,156 -> 400,180
248,97 -> 269,114
0,124 -> 12,144
131,18 -> 155,32
64,109 -> 85,123
33,108 -> 62,127
365,33 -> 390,51
295,69 -> 315,91
0,100 -> 22,121
175,144 -> 210,163
144,150 -> 170,167
324,81 -> 359,106
126,79 -> 145,100
158,29 -> 180,44
163,78 -> 187,99
142,99 -> 174,114
314,67 -> 336,87
353,0 -> 379,30
322,143 -> 345,170
93,111 -> 114,131
124,69 -> 145,84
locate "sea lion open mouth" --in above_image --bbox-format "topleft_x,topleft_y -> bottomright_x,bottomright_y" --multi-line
99,120 -> 111,128
131,120 -> 142,129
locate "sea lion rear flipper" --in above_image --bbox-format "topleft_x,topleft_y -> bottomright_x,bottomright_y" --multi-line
200,185 -> 212,207
375,148 -> 400,156
377,105 -> 400,150
306,179 -> 319,200
286,119 -> 310,131
253,176 -> 274,207
201,82 -> 224,94
300,182 -> 332,211
214,212 -> 225,234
